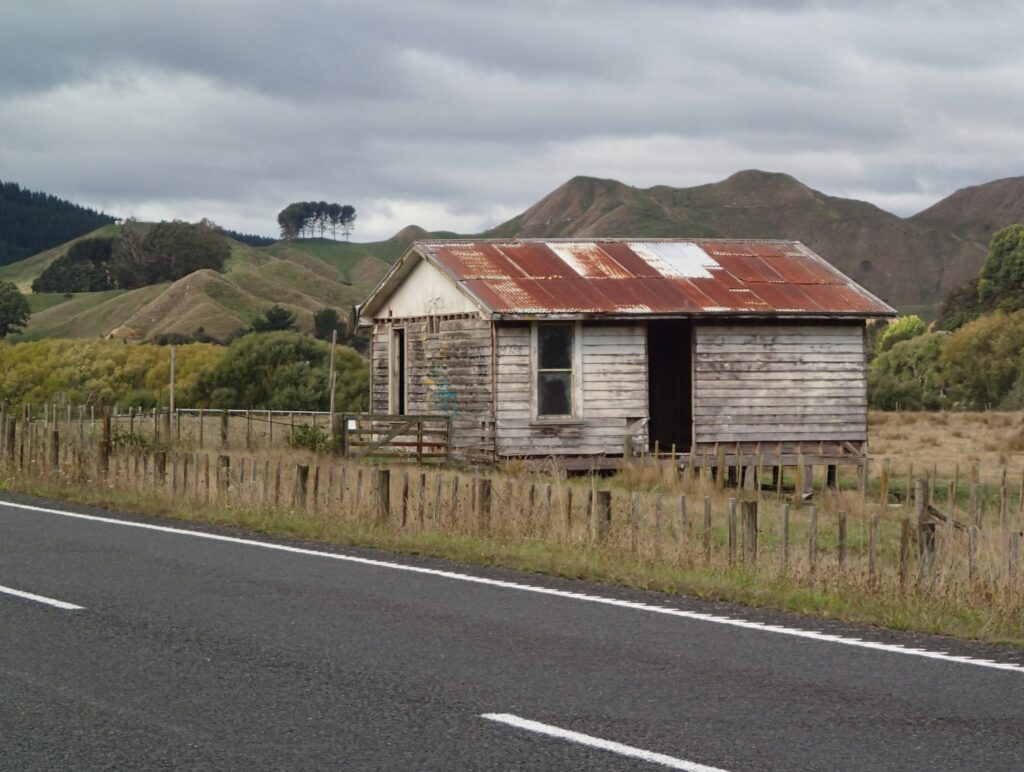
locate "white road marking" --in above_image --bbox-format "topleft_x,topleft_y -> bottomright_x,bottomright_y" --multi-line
2,498 -> 1023,674
0,583 -> 84,610
482,712 -> 728,771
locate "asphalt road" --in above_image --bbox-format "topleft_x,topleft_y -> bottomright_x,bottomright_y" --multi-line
2,491 -> 1024,771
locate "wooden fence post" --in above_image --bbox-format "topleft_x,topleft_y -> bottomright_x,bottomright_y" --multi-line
915,477 -> 935,579
218,454 -> 230,500
220,410 -> 229,449
475,477 -> 492,534
899,518 -> 912,592
677,495 -> 687,552
155,450 -> 167,488
99,408 -> 111,479
838,510 -> 847,569
741,500 -> 757,565
781,503 -> 790,573
375,468 -> 391,523
629,492 -> 640,557
49,429 -> 59,470
592,490 -> 611,543
418,472 -> 427,527
727,498 -> 737,565
868,514 -> 879,587
703,496 -> 712,563
401,471 -> 410,527
808,505 -> 818,575
293,464 -> 309,509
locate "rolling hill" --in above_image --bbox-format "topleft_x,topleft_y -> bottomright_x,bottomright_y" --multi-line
9,230 -> 416,342
486,171 -> 992,309
911,175 -> 1024,245
5,171 -> 1024,342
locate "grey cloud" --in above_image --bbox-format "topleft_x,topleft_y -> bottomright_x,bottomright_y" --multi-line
1,0 -> 1024,237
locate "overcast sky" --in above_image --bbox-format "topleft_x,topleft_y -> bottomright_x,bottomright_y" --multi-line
2,0 -> 1022,241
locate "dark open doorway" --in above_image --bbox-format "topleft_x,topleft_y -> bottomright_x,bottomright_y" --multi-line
647,320 -> 693,452
392,327 -> 406,415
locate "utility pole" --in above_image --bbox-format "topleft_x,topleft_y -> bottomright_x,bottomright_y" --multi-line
328,329 -> 337,417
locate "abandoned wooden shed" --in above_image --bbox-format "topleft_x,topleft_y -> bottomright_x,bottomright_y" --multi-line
356,238 -> 895,468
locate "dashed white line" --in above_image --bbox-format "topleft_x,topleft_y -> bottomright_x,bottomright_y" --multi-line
482,713 -> 728,771
1,497 -> 1022,674
0,583 -> 84,610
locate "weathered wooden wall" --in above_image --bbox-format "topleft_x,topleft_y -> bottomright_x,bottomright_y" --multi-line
371,315 -> 495,454
693,322 -> 867,447
494,322 -> 648,457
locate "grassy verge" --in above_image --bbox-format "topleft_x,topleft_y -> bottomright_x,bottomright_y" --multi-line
4,472 -> 1022,649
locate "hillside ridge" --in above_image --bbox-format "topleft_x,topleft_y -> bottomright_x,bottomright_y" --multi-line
485,171 -> 1002,307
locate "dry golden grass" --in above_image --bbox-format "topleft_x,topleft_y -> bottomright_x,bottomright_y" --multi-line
869,410 -> 1024,476
5,417 -> 1024,647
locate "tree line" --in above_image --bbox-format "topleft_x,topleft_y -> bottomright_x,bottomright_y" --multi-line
0,180 -> 114,266
277,202 -> 356,241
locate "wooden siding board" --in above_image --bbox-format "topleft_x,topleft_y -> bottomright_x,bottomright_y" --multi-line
370,317 -> 494,426
694,322 -> 867,445
495,322 -> 648,456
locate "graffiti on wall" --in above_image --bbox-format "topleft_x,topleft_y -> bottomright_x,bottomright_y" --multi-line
424,361 -> 458,416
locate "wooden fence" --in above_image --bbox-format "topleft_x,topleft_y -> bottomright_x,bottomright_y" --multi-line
2,412 -> 1023,617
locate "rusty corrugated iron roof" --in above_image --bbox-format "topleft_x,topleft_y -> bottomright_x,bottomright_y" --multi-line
369,238 -> 896,319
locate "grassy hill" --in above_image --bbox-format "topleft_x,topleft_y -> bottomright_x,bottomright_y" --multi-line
9,170 -> 1024,340
487,171 -> 987,309
911,176 -> 1024,245
7,227 -> 424,343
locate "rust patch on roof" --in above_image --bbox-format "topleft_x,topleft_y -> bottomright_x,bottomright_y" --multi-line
415,238 -> 894,318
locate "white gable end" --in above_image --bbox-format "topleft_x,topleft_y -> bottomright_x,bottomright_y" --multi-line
372,258 -> 480,319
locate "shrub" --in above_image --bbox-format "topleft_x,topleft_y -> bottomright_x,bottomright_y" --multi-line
288,424 -> 334,452
189,331 -> 368,411
31,237 -> 115,293
112,219 -> 230,289
942,310 -> 1024,409
0,338 -> 222,407
877,315 -> 926,354
868,332 -> 949,410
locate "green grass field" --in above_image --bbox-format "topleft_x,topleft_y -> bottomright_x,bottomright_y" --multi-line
27,292 -> 76,313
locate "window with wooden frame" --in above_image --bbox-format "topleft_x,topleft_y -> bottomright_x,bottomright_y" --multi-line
533,321 -> 581,420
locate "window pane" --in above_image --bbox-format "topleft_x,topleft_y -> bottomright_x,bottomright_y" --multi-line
538,372 -> 572,416
538,324 -> 572,370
